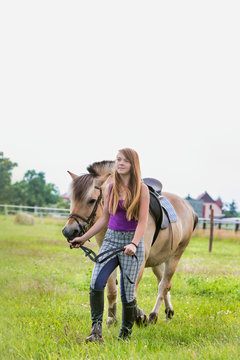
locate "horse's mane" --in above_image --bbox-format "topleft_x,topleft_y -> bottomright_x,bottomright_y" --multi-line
72,160 -> 114,201
87,160 -> 115,177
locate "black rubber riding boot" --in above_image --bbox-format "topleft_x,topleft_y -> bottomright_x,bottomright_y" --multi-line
118,299 -> 137,341
85,288 -> 104,343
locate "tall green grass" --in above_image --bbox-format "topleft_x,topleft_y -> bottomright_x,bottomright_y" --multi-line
0,215 -> 239,359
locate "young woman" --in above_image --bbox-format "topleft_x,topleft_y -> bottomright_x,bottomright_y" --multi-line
70,148 -> 149,342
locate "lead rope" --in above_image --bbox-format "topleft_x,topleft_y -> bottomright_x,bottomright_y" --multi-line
72,244 -> 138,284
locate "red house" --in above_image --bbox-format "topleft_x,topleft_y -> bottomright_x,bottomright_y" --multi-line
197,192 -> 223,218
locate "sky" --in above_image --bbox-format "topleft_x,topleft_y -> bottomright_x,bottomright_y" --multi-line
0,1 -> 239,209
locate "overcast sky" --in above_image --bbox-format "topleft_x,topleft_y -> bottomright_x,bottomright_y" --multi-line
0,1 -> 239,209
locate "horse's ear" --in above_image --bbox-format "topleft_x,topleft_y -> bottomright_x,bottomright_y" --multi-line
67,171 -> 78,180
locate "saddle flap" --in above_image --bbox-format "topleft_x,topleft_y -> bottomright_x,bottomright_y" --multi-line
149,192 -> 162,224
161,208 -> 170,229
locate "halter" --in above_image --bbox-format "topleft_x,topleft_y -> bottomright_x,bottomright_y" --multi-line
68,186 -> 103,235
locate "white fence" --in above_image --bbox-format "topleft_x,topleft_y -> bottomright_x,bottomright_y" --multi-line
0,204 -> 239,230
198,217 -> 240,231
0,204 -> 69,218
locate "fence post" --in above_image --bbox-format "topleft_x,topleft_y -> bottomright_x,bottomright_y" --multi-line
235,223 -> 239,232
4,205 -> 8,219
209,206 -> 214,252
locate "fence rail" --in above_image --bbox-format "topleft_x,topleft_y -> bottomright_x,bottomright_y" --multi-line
198,217 -> 240,231
0,205 -> 239,230
0,204 -> 69,218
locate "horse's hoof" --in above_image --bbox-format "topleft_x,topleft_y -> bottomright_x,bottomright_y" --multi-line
148,312 -> 158,324
135,307 -> 148,327
106,316 -> 117,328
165,308 -> 174,319
135,313 -> 148,327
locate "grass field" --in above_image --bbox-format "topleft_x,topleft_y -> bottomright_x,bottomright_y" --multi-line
0,215 -> 239,360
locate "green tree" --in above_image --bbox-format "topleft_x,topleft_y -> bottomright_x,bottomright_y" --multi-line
54,198 -> 70,209
12,170 -> 60,206
223,200 -> 238,217
24,170 -> 46,206
0,152 -> 17,203
228,200 -> 238,217
11,181 -> 28,205
43,183 -> 60,205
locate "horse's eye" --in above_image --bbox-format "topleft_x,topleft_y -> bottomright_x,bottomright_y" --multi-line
88,199 -> 96,205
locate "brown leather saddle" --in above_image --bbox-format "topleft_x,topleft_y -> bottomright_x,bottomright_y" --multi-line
143,178 -> 173,247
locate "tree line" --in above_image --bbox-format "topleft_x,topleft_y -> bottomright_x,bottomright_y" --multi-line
0,152 -> 69,208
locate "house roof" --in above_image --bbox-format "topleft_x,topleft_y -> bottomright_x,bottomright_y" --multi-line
215,199 -> 223,208
185,197 -> 203,218
197,191 -> 215,203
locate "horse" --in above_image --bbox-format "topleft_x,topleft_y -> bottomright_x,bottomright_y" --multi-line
62,160 -> 198,326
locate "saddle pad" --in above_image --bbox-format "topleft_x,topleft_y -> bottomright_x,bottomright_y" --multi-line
160,197 -> 178,223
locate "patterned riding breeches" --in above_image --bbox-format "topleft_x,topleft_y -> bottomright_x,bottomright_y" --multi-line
91,228 -> 145,303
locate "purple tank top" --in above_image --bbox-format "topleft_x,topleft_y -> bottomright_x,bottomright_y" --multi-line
108,200 -> 138,232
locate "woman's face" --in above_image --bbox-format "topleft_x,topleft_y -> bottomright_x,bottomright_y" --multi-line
116,152 -> 131,175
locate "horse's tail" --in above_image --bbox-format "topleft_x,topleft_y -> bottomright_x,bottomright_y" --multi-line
192,211 -> 198,231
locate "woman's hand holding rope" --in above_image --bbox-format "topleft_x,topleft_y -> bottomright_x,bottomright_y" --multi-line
123,243 -> 137,256
69,236 -> 87,248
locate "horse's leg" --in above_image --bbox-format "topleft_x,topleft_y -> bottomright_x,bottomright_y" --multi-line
134,262 -> 148,326
149,239 -> 189,323
152,264 -> 174,319
106,269 -> 118,328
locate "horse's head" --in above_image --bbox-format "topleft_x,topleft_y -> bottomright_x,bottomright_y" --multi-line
62,161 -> 114,242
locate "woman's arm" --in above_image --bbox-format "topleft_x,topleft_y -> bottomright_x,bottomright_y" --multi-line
69,184 -> 111,247
123,183 -> 149,255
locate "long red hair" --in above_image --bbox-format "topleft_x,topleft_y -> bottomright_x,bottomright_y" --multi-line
108,148 -> 142,220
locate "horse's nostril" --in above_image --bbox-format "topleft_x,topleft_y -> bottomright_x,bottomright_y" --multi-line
62,226 -> 79,240
72,230 -> 79,238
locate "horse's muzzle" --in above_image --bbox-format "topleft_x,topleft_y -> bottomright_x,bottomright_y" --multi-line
62,224 -> 87,242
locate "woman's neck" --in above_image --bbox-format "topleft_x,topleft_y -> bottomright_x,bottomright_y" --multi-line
119,173 -> 130,186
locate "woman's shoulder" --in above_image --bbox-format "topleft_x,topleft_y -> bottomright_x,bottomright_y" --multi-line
141,182 -> 149,191
141,182 -> 150,198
